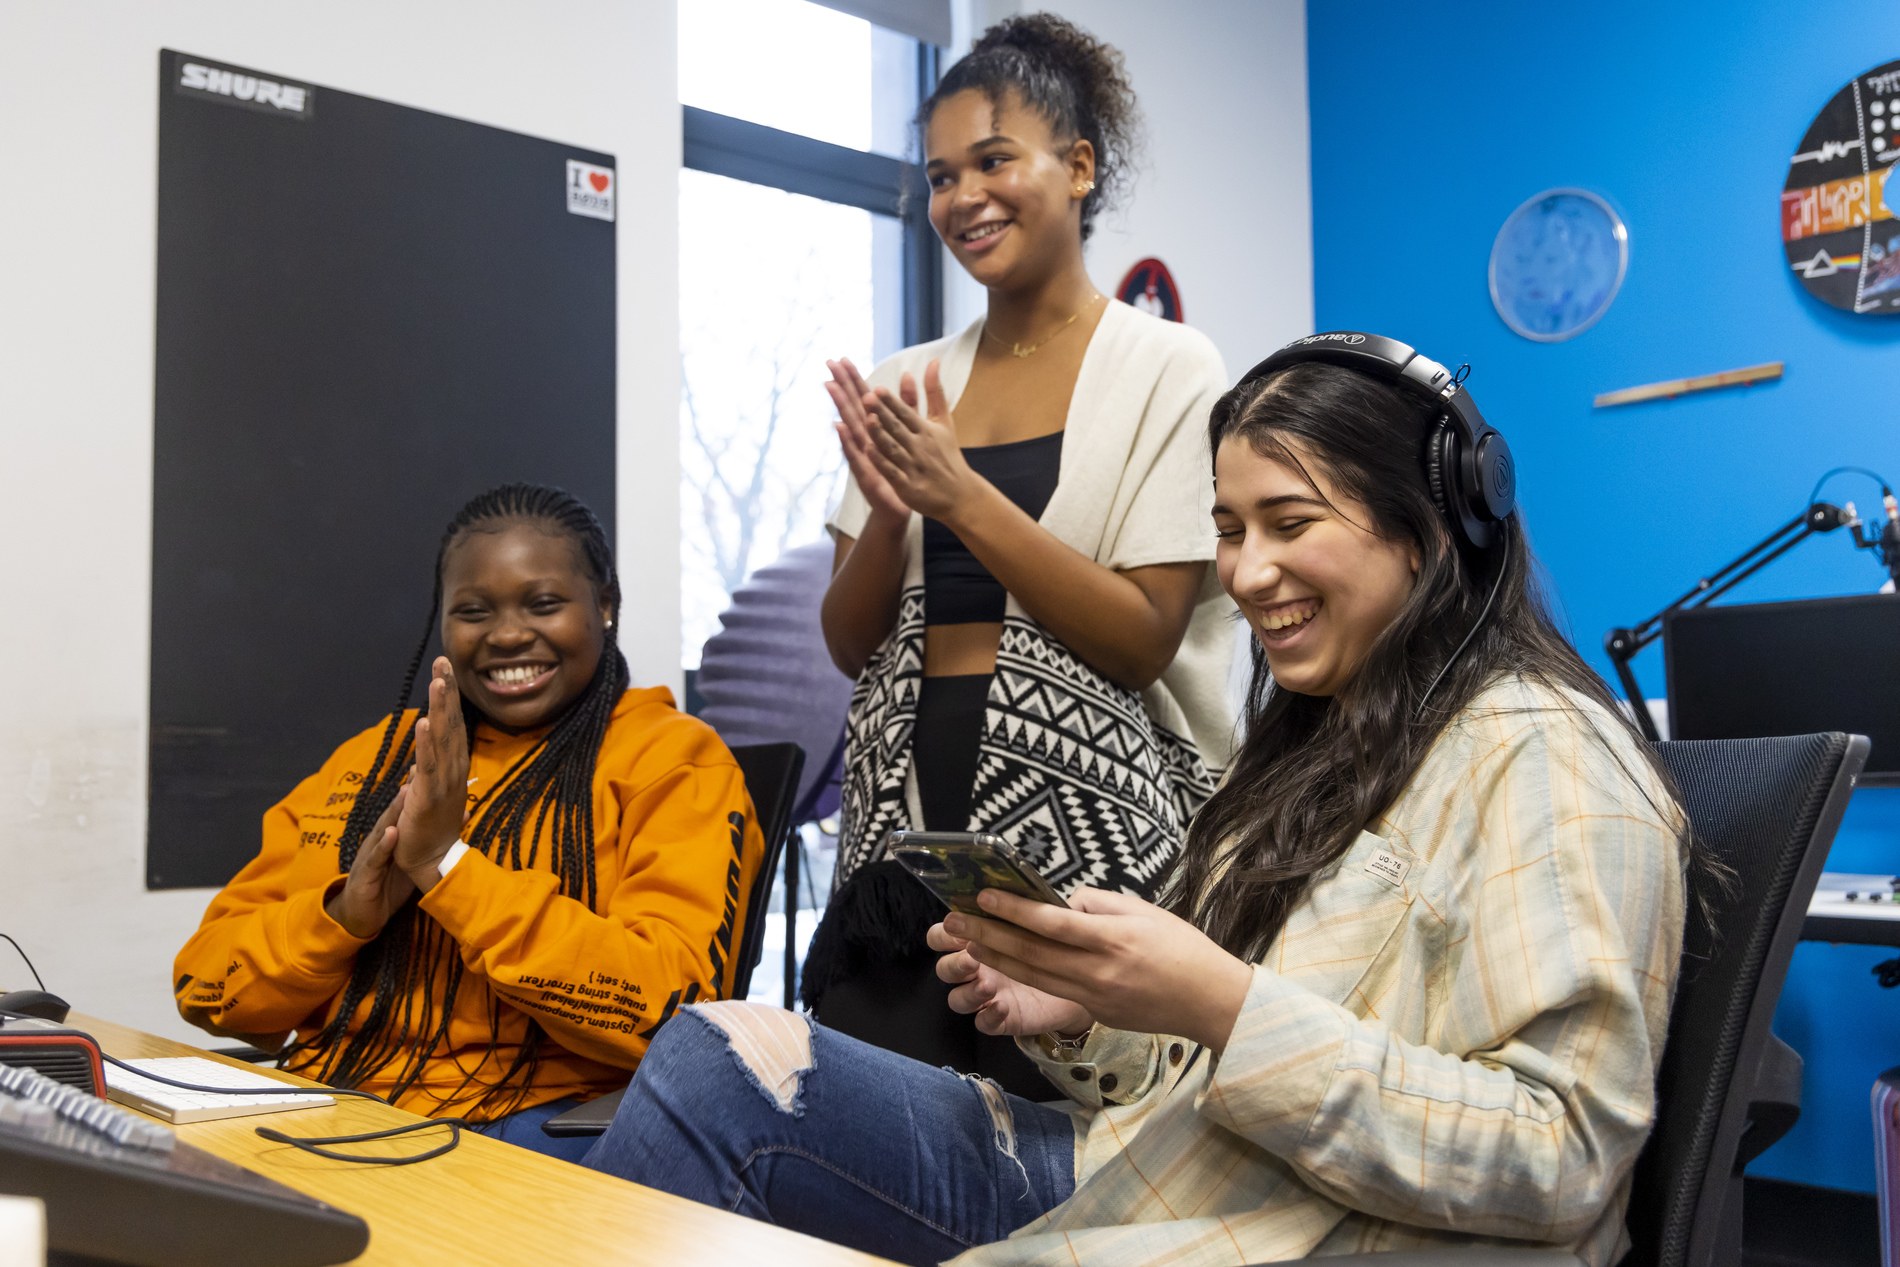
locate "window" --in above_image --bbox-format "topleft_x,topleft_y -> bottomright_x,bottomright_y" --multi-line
678,0 -> 943,1004
678,2 -> 940,667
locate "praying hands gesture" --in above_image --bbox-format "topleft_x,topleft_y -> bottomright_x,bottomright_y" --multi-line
929,887 -> 1254,1054
323,785 -> 413,939
394,657 -> 471,891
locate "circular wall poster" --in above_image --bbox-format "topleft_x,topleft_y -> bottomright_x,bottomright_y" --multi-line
1116,257 -> 1182,322
1488,189 -> 1628,342
1782,59 -> 1900,314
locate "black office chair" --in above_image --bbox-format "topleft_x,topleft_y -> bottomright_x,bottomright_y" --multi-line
542,739 -> 803,1139
1622,731 -> 1865,1266
1291,731 -> 1869,1267
724,742 -> 806,1001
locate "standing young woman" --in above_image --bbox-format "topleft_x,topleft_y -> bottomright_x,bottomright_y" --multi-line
806,13 -> 1235,1095
174,485 -> 764,1160
585,335 -> 1695,1266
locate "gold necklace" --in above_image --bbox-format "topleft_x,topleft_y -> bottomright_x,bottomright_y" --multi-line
983,292 -> 1103,358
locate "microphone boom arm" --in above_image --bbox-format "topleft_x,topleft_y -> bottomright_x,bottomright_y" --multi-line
1604,502 -> 1852,742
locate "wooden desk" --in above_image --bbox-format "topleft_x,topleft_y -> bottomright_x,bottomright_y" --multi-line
75,1013 -> 896,1266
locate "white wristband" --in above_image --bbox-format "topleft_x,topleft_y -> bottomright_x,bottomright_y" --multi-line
437,840 -> 471,879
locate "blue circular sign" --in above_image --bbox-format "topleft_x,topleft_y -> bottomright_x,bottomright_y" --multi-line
1488,188 -> 1629,342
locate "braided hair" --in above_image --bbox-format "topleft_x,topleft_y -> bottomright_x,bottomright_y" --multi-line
284,484 -> 628,1115
921,12 -> 1143,241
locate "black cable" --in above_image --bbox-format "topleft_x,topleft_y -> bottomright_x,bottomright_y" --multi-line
1415,532 -> 1513,720
100,1051 -> 389,1104
101,1051 -> 466,1164
254,1119 -> 466,1165
0,934 -> 47,991
1806,466 -> 1894,507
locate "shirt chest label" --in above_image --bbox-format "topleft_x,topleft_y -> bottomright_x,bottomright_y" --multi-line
1364,849 -> 1410,889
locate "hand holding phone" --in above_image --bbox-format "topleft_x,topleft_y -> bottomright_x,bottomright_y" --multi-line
887,831 -> 1068,917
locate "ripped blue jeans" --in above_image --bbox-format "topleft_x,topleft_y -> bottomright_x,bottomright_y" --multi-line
580,1001 -> 1076,1266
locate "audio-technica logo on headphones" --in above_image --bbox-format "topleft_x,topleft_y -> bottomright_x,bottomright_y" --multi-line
1492,452 -> 1515,500
1287,333 -> 1366,347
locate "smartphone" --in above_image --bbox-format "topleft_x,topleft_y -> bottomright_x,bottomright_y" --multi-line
886,831 -> 1070,916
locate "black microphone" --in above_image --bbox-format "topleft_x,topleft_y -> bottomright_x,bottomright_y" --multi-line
1808,501 -> 1853,531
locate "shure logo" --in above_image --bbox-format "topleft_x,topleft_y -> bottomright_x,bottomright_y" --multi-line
1290,332 -> 1366,347
175,57 -> 312,118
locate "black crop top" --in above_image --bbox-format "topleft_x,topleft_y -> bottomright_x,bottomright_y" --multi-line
923,430 -> 1064,625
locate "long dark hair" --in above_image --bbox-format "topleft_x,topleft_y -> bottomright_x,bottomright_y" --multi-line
284,484 -> 629,1114
1170,363 -> 1693,962
918,12 -> 1140,241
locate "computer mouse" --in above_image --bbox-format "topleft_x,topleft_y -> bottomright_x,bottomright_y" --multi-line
0,989 -> 70,1023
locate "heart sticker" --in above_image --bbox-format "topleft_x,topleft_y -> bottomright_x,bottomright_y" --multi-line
566,159 -> 616,222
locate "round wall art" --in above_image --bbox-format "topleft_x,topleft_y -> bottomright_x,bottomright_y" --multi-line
1488,188 -> 1629,342
1782,58 -> 1900,314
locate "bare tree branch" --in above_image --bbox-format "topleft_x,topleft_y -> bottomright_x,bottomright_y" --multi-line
681,238 -> 860,633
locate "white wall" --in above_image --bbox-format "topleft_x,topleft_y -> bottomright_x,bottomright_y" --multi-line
949,0 -> 1314,377
0,0 -> 679,1041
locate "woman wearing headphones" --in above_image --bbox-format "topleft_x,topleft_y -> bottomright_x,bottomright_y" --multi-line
804,13 -> 1234,1097
585,336 -> 1696,1267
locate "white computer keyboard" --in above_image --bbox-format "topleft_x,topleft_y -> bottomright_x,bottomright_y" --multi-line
1809,872 -> 1900,922
103,1056 -> 334,1124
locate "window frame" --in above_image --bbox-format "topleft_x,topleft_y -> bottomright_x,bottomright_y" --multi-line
679,42 -> 943,349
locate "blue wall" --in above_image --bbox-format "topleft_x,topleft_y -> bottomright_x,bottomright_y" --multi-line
1309,4 -> 1900,1192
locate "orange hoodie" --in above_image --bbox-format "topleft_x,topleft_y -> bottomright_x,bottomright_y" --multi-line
174,686 -> 764,1119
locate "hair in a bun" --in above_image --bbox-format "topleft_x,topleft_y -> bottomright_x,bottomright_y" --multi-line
920,12 -> 1141,242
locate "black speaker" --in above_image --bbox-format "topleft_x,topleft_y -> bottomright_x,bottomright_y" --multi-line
0,1016 -> 105,1096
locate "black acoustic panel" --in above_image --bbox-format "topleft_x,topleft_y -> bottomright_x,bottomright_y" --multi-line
150,50 -> 616,888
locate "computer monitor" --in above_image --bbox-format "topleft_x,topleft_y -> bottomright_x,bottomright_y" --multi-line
1664,593 -> 1900,786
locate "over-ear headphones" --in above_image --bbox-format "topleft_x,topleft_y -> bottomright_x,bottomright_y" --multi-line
1235,332 -> 1516,551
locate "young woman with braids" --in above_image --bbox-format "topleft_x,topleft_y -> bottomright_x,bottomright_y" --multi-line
807,11 -> 1235,1098
175,485 -> 764,1160
584,340 -> 1701,1266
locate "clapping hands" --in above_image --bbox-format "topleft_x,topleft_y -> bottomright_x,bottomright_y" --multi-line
827,357 -> 983,524
325,785 -> 414,939
393,657 -> 471,890
323,658 -> 470,934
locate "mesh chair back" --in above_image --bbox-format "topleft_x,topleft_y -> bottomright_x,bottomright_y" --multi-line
727,742 -> 805,1001
1626,732 -> 1867,1267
